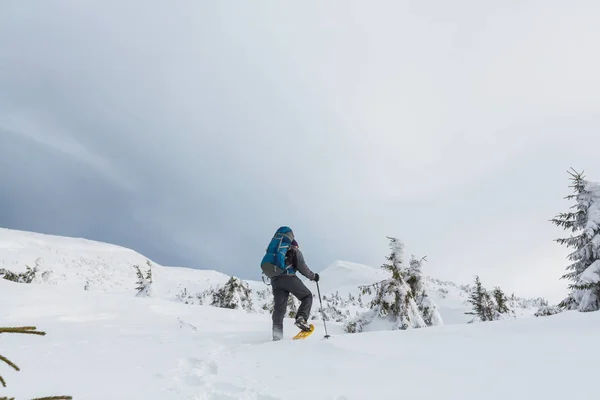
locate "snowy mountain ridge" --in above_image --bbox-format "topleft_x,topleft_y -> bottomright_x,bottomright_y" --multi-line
0,227 -> 548,326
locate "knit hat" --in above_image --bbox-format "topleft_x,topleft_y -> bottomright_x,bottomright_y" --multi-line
291,239 -> 299,247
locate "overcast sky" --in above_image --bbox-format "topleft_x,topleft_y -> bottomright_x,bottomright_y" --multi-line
1,1 -> 600,303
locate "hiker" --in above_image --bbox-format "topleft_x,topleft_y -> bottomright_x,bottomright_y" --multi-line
271,239 -> 319,340
261,227 -> 319,341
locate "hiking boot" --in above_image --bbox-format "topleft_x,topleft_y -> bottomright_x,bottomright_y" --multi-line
295,316 -> 311,332
272,327 -> 283,341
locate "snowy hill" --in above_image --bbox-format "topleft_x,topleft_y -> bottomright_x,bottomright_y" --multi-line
1,276 -> 597,400
0,227 -> 548,326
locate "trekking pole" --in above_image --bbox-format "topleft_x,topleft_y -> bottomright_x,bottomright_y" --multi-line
316,280 -> 331,339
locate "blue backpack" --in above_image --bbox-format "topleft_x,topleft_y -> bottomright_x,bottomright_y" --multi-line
261,226 -> 295,278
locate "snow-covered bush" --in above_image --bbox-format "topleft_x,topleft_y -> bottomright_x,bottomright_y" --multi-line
534,304 -> 562,317
286,295 -> 300,318
0,259 -> 42,284
311,292 -> 345,321
134,260 -> 153,298
175,287 -> 194,304
175,286 -> 219,306
211,276 -> 253,311
551,169 -> 600,312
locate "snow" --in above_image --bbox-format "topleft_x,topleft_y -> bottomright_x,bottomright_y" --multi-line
1,226 -> 583,399
0,227 -> 545,324
2,277 -> 600,400
579,260 -> 600,284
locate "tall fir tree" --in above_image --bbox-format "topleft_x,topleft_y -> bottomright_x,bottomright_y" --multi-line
551,169 -> 600,312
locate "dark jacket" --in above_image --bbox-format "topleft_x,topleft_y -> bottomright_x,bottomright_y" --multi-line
284,247 -> 316,281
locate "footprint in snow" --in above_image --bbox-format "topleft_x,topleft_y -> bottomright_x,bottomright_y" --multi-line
180,357 -> 279,400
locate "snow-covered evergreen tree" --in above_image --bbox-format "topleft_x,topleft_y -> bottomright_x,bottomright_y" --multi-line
134,260 -> 153,298
466,277 -> 515,322
211,276 -> 253,311
346,237 -> 426,332
405,255 -> 443,326
492,286 -> 510,315
465,276 -> 495,322
551,169 -> 600,312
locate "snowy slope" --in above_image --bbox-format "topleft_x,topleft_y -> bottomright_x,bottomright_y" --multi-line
0,227 -> 547,325
0,227 -> 232,296
1,277 -> 598,400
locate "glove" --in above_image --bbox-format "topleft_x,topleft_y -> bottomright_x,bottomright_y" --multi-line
313,273 -> 320,282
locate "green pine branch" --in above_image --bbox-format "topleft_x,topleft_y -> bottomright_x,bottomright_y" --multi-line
0,397 -> 74,400
0,353 -> 20,374
0,327 -> 46,336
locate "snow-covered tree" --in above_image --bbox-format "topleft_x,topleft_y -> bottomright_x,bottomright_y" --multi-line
134,260 -> 153,298
465,276 -> 496,322
551,169 -> 600,312
492,286 -> 510,315
405,255 -> 443,326
346,237 -> 427,332
211,276 -> 253,311
466,277 -> 514,322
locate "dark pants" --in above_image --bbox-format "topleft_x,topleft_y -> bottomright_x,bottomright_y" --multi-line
271,274 -> 313,340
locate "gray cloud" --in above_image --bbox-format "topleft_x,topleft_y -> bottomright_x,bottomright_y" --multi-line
1,1 -> 600,302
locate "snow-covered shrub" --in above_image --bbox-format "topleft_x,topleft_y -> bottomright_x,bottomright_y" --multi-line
262,301 -> 274,313
345,314 -> 370,333
175,286 -> 215,306
175,287 -> 193,304
345,237 -> 427,332
134,260 -> 153,298
551,169 -> 600,312
534,305 -> 562,317
0,259 -> 41,284
286,294 -> 300,318
506,294 -> 548,310
211,276 -> 253,311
